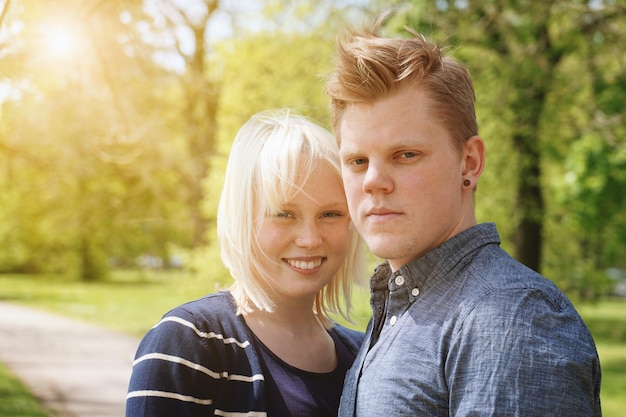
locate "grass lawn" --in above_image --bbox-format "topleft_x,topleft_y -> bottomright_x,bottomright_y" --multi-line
0,271 -> 624,416
0,363 -> 51,417
577,300 -> 626,416
0,270 -> 223,337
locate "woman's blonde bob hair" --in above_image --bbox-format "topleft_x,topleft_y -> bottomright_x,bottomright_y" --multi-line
217,109 -> 366,325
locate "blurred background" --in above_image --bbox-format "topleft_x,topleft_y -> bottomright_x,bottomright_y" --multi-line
0,0 -> 625,414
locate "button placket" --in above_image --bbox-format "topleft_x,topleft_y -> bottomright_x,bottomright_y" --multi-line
388,275 -> 406,326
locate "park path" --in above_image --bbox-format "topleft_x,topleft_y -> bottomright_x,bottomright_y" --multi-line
0,302 -> 140,417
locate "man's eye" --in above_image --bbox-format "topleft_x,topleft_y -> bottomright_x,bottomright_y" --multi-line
399,151 -> 417,159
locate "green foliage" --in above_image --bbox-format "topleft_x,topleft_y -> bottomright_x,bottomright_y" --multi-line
0,0 -> 194,279
215,32 -> 335,136
1,0 -> 625,296
0,0 -> 362,282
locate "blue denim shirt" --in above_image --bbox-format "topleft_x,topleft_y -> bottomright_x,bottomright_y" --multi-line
339,223 -> 601,417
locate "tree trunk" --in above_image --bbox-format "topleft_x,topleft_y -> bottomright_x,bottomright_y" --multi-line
513,132 -> 544,272
509,22 -> 562,273
180,4 -> 219,247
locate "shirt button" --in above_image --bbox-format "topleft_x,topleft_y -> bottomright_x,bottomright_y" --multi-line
411,288 -> 420,297
394,275 -> 405,286
390,316 -> 398,326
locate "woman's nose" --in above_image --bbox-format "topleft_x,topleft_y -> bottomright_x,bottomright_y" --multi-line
295,224 -> 323,248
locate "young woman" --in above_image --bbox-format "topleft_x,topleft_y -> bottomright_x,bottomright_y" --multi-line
126,109 -> 367,417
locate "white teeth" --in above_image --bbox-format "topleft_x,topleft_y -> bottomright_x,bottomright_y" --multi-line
288,259 -> 322,270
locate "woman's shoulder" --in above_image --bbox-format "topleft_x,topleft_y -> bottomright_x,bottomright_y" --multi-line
329,324 -> 365,353
159,291 -> 243,332
172,291 -> 236,314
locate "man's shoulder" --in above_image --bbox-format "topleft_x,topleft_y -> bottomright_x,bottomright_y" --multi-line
460,256 -> 584,333
470,244 -> 558,292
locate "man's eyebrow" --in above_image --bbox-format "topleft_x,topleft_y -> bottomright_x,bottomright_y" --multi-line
340,137 -> 428,153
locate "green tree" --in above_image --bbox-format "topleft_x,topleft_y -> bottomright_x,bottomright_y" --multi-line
1,0 -> 370,281
140,0 -> 221,246
0,0 -> 192,279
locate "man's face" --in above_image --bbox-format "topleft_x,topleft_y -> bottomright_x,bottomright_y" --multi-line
339,87 -> 473,271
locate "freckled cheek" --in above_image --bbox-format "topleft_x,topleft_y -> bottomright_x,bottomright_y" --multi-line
257,227 -> 289,251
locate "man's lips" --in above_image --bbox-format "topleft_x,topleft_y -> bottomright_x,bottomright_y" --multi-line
365,207 -> 401,221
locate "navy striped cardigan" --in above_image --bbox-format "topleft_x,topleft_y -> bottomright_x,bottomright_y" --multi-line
126,291 -> 364,417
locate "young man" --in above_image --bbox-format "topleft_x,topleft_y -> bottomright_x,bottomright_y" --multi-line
326,17 -> 602,417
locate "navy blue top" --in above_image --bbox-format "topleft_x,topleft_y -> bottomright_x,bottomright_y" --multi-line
127,291 -> 364,417
254,328 -> 356,416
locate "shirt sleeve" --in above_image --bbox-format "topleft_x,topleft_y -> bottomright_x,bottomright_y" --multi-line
447,288 -> 601,417
126,300 -> 266,417
125,307 -> 224,417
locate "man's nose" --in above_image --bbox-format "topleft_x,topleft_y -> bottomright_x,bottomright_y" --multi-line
363,161 -> 393,194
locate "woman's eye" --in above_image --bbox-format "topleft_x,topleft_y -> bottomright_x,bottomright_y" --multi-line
275,211 -> 293,218
322,212 -> 343,218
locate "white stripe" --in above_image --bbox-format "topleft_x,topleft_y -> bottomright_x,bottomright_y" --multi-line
127,390 -> 212,405
215,410 -> 267,417
133,352 -> 264,382
154,316 -> 250,348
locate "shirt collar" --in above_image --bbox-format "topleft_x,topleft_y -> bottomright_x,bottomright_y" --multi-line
370,223 -> 501,294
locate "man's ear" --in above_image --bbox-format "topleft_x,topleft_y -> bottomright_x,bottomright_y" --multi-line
462,136 -> 486,185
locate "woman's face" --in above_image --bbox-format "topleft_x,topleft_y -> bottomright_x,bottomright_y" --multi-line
256,162 -> 352,306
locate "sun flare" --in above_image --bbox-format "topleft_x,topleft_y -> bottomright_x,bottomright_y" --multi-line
40,22 -> 87,62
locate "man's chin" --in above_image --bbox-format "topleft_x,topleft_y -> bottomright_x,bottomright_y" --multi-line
364,237 -> 399,261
